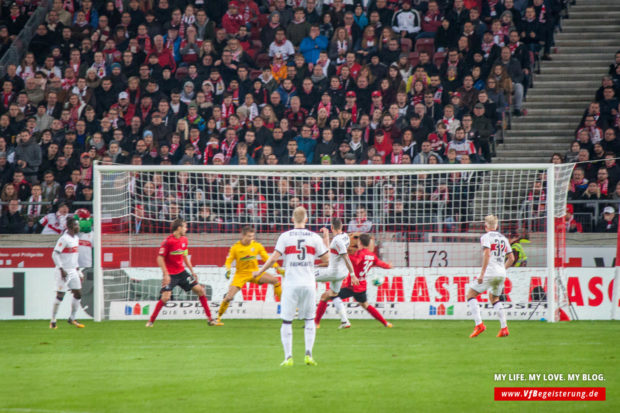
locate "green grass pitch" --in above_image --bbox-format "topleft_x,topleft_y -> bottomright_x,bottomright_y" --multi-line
0,320 -> 618,413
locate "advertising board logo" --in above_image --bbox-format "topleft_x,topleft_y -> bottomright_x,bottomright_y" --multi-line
124,303 -> 150,315
429,304 -> 454,316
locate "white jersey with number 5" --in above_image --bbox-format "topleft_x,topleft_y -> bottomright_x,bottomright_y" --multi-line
275,229 -> 328,287
480,231 -> 512,277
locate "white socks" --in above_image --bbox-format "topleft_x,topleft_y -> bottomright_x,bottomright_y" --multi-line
281,322 -> 293,360
51,298 -> 62,323
494,301 -> 507,328
333,297 -> 348,323
70,296 -> 81,320
304,319 -> 316,357
468,298 -> 482,325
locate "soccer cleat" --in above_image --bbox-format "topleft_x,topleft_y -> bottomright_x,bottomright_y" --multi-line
145,321 -> 154,327
385,322 -> 393,328
280,358 -> 294,367
497,327 -> 509,337
213,318 -> 224,326
68,319 -> 84,328
469,323 -> 486,338
338,321 -> 351,329
49,322 -> 57,329
304,355 -> 318,366
315,323 -> 320,329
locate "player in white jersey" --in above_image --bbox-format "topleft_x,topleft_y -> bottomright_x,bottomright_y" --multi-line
467,215 -> 515,338
253,207 -> 329,367
314,218 -> 358,329
50,217 -> 85,329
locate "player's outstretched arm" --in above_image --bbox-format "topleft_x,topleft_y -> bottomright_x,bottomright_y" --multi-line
319,227 -> 330,248
343,254 -> 359,286
253,250 -> 282,279
504,252 -> 515,269
478,248 -> 490,283
259,244 -> 284,274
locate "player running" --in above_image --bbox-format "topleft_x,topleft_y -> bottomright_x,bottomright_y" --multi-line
50,217 -> 85,329
214,225 -> 284,325
146,218 -> 216,327
314,218 -> 358,329
253,207 -> 328,367
315,233 -> 393,328
467,215 -> 515,338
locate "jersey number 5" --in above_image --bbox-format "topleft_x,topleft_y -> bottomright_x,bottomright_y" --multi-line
297,239 -> 306,261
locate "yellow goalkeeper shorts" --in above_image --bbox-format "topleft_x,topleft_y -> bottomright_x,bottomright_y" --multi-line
231,272 -> 263,288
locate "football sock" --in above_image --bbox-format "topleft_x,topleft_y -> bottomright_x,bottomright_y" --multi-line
274,282 -> 282,298
150,299 -> 165,323
366,305 -> 388,326
70,297 -> 81,320
198,295 -> 212,319
51,298 -> 62,323
218,300 -> 229,318
494,301 -> 507,328
333,297 -> 348,323
281,322 -> 293,359
468,298 -> 482,325
315,301 -> 328,324
304,319 -> 316,357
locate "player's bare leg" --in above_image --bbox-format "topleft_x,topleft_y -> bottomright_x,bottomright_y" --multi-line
146,290 -> 171,327
50,291 -> 64,329
216,285 -> 241,325
192,284 -> 216,325
258,273 -> 282,298
68,289 -> 85,328
490,293 -> 509,337
467,289 -> 486,337
360,301 -> 391,327
280,320 -> 294,366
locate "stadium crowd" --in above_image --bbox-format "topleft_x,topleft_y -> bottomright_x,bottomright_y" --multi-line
0,0 -> 572,234
563,50 -> 620,233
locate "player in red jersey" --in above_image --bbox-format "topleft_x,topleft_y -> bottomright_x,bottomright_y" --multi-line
315,233 -> 393,328
146,218 -> 215,327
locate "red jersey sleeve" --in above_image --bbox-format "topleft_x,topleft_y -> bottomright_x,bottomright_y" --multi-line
158,238 -> 169,257
373,255 -> 391,269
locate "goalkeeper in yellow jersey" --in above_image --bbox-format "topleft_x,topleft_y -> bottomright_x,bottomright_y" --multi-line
214,225 -> 283,325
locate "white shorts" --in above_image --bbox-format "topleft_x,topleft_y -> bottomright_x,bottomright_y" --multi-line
281,284 -> 316,321
54,268 -> 82,292
315,267 -> 347,294
470,275 -> 505,297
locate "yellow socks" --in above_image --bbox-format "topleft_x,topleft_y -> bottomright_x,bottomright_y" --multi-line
218,300 -> 230,318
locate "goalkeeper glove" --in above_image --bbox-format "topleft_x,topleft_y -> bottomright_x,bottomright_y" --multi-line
225,269 -> 231,280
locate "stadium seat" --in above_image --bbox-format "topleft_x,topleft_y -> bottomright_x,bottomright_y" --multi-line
400,38 -> 413,53
255,53 -> 271,69
414,38 -> 435,58
433,51 -> 446,70
408,52 -> 420,68
175,66 -> 188,80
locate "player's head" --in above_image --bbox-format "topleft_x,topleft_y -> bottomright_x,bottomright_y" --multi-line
359,233 -> 372,248
484,215 -> 498,231
171,218 -> 187,235
292,206 -> 307,226
331,218 -> 342,232
240,225 -> 256,243
66,216 -> 79,234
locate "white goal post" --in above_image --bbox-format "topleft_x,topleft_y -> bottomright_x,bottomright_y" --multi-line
93,163 -> 574,322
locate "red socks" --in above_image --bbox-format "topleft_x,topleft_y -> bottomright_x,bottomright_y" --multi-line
150,300 -> 165,323
315,301 -> 328,324
199,295 -> 212,319
366,305 -> 388,326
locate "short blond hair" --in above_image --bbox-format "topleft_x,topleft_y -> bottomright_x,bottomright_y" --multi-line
485,215 -> 498,230
293,206 -> 307,224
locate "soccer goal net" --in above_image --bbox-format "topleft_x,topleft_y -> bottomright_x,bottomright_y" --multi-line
93,163 -> 574,322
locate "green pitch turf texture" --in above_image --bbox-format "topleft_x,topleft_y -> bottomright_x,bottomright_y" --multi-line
0,320 -> 617,413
